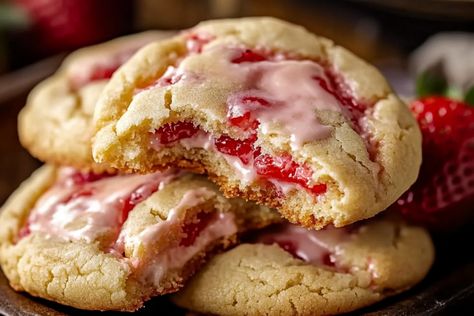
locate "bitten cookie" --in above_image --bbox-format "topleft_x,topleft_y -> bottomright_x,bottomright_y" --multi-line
18,31 -> 174,171
0,165 -> 278,311
92,17 -> 422,229
172,215 -> 434,316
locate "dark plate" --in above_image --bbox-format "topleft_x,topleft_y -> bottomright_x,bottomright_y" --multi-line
0,56 -> 473,316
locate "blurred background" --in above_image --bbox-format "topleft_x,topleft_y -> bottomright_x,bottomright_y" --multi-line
0,0 -> 473,71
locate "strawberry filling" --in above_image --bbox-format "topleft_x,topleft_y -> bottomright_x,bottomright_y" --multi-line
232,49 -> 267,63
152,122 -> 326,195
69,61 -> 119,90
254,153 -> 327,195
313,71 -> 366,133
214,134 -> 256,165
179,211 -> 217,247
84,64 -> 117,82
157,121 -> 199,144
249,223 -> 349,268
119,183 -> 161,225
227,96 -> 269,132
186,33 -> 214,54
69,48 -> 138,90
69,169 -> 113,185
17,225 -> 30,240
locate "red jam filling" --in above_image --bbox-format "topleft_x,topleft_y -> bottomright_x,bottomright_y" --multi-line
227,96 -> 269,131
214,134 -> 256,165
17,225 -> 30,240
156,69 -> 183,88
69,170 -> 113,185
179,211 -> 216,247
186,33 -> 214,54
69,46 -> 143,90
322,252 -> 336,267
119,183 -> 160,225
87,65 -> 117,82
156,121 -> 199,144
313,71 -> 366,134
232,49 -> 267,63
70,64 -> 119,90
152,122 -> 326,195
254,153 -> 327,195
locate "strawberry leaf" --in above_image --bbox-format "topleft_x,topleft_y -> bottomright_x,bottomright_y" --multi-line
444,86 -> 464,100
416,71 -> 447,97
465,86 -> 474,106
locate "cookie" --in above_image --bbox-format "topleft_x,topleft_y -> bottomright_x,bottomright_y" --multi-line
92,17 -> 422,229
0,165 -> 278,311
18,31 -> 174,171
172,215 -> 434,315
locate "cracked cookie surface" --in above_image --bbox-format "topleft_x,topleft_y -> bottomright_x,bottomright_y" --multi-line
0,165 -> 279,311
172,215 -> 434,316
18,31 -> 174,172
92,17 -> 422,229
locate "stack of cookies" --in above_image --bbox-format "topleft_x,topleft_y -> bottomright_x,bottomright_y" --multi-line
0,18 -> 434,315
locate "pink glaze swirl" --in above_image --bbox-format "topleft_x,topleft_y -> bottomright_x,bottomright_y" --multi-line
22,168 -> 179,243
252,223 -> 351,267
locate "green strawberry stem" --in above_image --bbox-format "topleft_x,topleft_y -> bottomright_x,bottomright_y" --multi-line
416,71 -> 474,106
465,87 -> 474,106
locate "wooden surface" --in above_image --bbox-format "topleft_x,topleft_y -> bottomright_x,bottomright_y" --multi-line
0,52 -> 473,316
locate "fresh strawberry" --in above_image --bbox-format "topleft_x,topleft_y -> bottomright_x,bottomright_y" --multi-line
395,96 -> 474,230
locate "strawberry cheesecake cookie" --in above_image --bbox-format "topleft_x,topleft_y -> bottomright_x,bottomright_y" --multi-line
93,17 -> 422,229
0,165 -> 278,311
173,215 -> 434,315
18,31 -> 174,171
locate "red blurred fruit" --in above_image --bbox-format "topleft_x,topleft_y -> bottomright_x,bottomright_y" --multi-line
395,96 -> 474,230
14,0 -> 130,53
